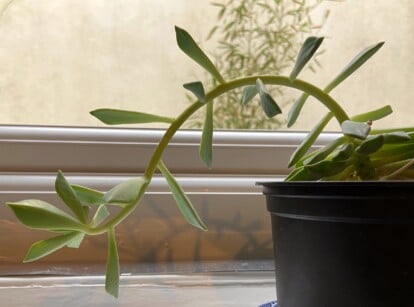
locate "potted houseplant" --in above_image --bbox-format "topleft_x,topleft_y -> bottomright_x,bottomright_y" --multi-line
5,26 -> 414,306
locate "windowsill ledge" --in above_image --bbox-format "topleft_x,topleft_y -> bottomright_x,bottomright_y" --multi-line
0,271 -> 276,306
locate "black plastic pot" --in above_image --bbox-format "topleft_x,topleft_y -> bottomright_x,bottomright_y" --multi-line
261,181 -> 414,307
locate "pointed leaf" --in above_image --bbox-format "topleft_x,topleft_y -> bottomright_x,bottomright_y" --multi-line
290,36 -> 324,80
288,112 -> 334,167
175,26 -> 225,83
199,101 -> 213,168
71,184 -> 104,205
66,232 -> 85,249
90,109 -> 174,125
24,231 -> 81,262
256,79 -> 282,118
306,160 -> 348,178
383,131 -> 411,143
304,136 -> 345,165
356,135 -> 384,155
324,42 -> 385,92
105,228 -> 120,298
341,120 -> 371,140
158,160 -> 207,231
287,93 -> 309,127
288,42 -> 384,127
331,143 -> 355,162
241,85 -> 258,105
104,177 -> 148,205
183,81 -> 206,103
285,166 -> 315,181
91,205 -> 110,227
351,105 -> 393,122
56,171 -> 87,223
7,200 -> 86,231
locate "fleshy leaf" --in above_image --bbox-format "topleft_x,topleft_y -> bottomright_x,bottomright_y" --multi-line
356,135 -> 384,155
351,105 -> 392,122
7,199 -> 86,231
183,81 -> 206,103
90,109 -> 174,125
105,228 -> 120,298
290,36 -> 324,80
66,232 -> 85,249
288,42 -> 384,127
241,85 -> 258,105
285,166 -> 314,181
305,160 -> 348,178
199,101 -> 213,168
331,143 -> 354,162
341,120 -> 371,140
304,136 -> 345,165
24,231 -> 82,262
71,184 -> 104,205
175,26 -> 225,83
91,205 -> 110,227
104,177 -> 148,206
324,42 -> 385,92
158,160 -> 207,231
288,112 -> 333,167
383,131 -> 411,143
256,79 -> 282,118
56,171 -> 87,223
287,93 -> 309,127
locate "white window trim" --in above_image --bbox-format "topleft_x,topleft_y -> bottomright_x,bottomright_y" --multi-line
0,125 -> 339,194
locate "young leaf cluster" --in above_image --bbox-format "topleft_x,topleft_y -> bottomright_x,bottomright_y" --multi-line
6,24 -> 414,299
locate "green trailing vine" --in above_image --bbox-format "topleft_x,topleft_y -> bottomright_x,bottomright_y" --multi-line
6,26 -> 414,298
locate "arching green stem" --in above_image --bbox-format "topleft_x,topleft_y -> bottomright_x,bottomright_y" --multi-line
88,75 -> 349,234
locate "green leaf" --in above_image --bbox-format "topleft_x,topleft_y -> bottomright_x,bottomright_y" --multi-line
304,136 -> 345,165
66,232 -> 85,248
351,105 -> 393,122
241,85 -> 258,105
341,120 -> 371,140
383,131 -> 411,143
90,109 -> 174,125
288,112 -> 334,167
290,36 -> 324,80
175,26 -> 225,83
331,143 -> 355,162
324,42 -> 384,93
256,79 -> 282,118
158,160 -> 207,231
287,93 -> 309,128
356,135 -> 384,155
24,231 -> 81,262
199,101 -> 213,168
104,177 -> 149,206
56,171 -> 87,223
91,205 -> 109,227
285,166 -> 314,181
71,184 -> 104,205
7,200 -> 86,231
305,160 -> 348,178
183,81 -> 206,103
105,228 -> 120,298
288,42 -> 384,128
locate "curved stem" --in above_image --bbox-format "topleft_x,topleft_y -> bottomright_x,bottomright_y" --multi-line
90,75 -> 349,234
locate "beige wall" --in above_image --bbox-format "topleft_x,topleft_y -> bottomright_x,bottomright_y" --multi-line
300,0 -> 414,131
0,0 -> 412,130
0,0 -> 216,127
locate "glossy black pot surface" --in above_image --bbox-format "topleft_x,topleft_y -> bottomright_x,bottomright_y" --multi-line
262,181 -> 414,307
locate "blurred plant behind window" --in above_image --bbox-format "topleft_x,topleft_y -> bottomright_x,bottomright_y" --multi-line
188,0 -> 330,129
